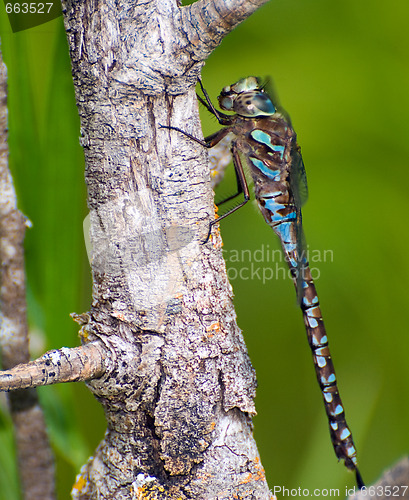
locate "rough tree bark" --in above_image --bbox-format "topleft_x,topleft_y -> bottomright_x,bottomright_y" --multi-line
1,0 -> 274,498
62,1 -> 273,497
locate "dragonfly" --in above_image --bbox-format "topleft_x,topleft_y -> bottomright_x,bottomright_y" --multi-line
161,76 -> 364,488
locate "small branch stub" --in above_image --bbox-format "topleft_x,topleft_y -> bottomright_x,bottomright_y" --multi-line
0,342 -> 107,391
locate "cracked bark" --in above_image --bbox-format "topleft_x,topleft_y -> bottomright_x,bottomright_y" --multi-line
61,1 -> 272,497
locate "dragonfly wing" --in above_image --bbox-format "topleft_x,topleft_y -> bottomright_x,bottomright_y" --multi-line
208,132 -> 234,189
291,145 -> 308,207
289,145 -> 309,302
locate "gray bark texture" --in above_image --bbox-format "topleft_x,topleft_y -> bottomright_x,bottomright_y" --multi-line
61,0 -> 273,498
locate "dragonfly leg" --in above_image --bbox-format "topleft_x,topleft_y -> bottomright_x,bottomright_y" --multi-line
158,124 -> 208,147
203,143 -> 250,243
197,94 -> 214,115
214,149 -> 245,206
197,78 -> 232,125
159,124 -> 233,149
197,78 -> 219,117
160,124 -> 243,242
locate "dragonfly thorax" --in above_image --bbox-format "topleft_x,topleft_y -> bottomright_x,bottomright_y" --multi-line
218,77 -> 276,118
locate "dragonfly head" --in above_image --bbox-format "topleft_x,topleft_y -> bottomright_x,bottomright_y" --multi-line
218,77 -> 276,118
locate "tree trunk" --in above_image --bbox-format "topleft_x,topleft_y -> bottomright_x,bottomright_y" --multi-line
62,0 -> 271,498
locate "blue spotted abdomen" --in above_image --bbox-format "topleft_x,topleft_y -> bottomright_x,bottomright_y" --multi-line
302,266 -> 359,471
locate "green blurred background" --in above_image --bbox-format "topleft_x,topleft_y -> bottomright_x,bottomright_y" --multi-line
1,0 -> 408,498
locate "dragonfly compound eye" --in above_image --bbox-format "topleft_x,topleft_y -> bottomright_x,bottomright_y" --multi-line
234,92 -> 276,117
218,95 -> 234,111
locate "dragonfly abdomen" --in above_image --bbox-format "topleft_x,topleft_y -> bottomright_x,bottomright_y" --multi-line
258,187 -> 360,472
302,267 -> 359,471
